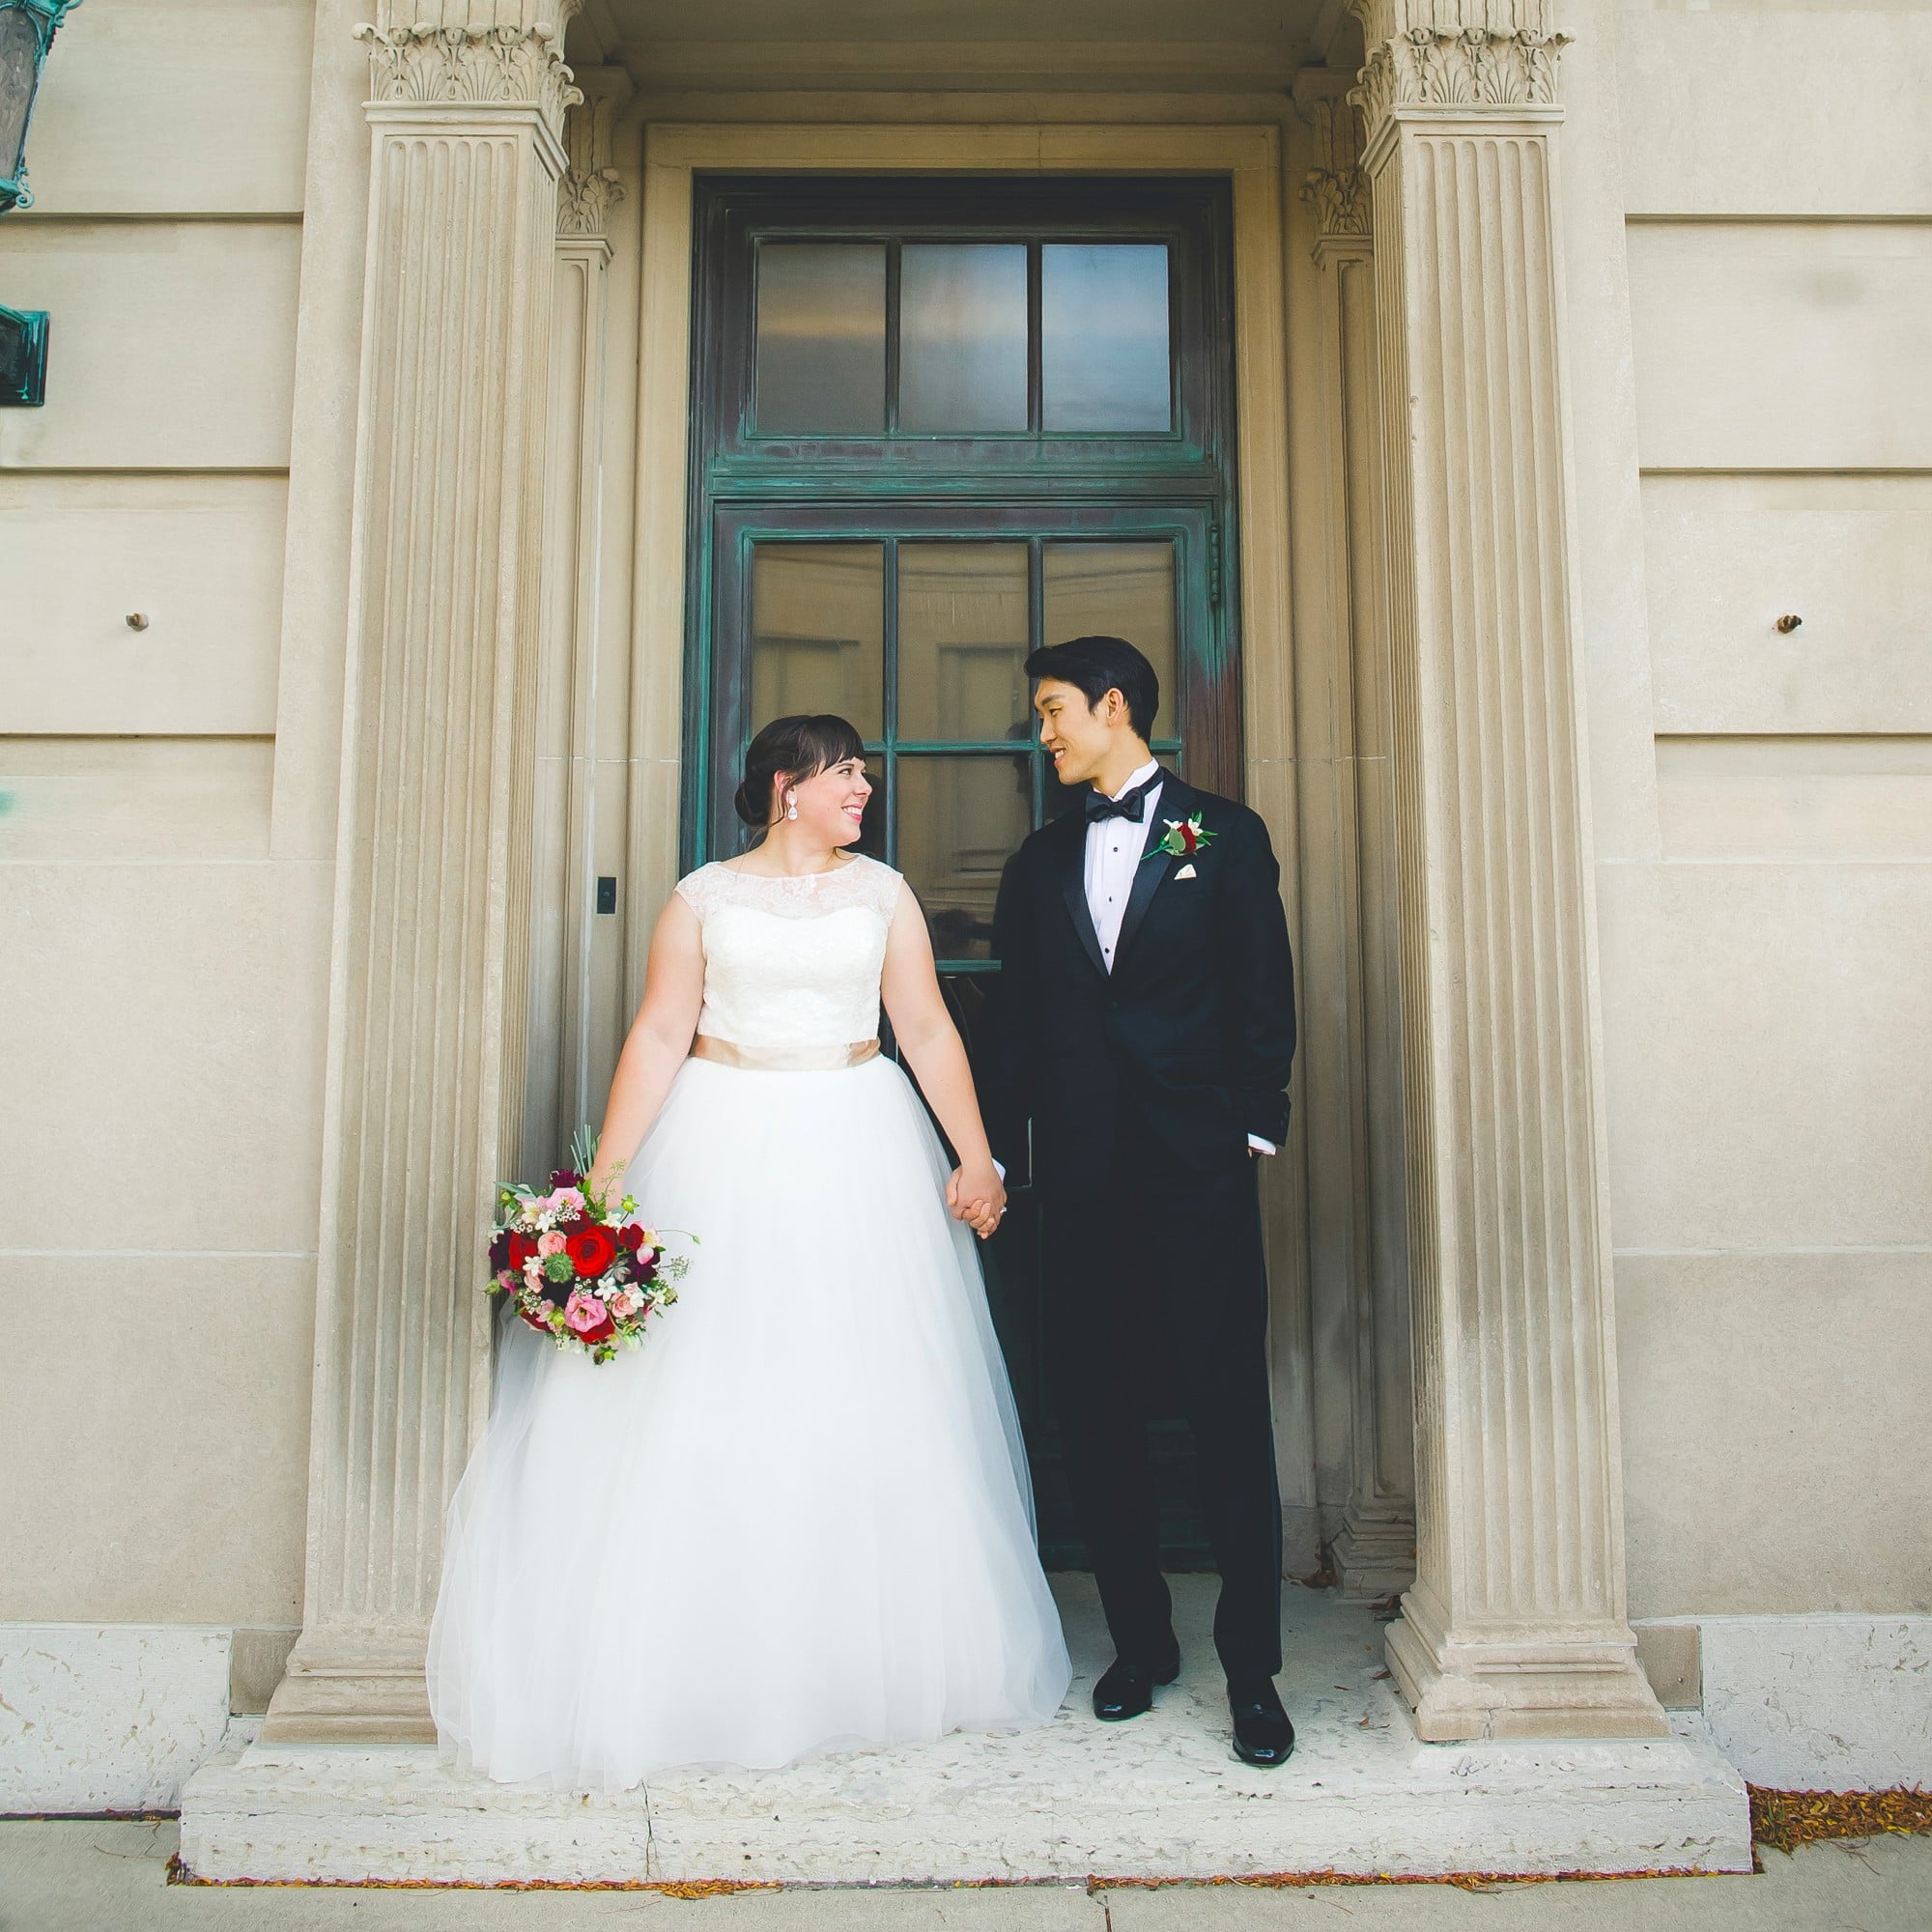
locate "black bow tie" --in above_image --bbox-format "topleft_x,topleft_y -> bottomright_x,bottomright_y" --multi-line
1086,775 -> 1161,824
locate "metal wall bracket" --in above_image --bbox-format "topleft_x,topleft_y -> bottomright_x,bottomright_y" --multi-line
0,304 -> 49,406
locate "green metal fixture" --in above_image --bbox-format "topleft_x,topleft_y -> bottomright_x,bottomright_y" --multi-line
1,0 -> 81,406
1,0 -> 82,213
0,301 -> 46,404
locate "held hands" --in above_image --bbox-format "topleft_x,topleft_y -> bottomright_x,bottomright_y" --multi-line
946,1160 -> 1007,1241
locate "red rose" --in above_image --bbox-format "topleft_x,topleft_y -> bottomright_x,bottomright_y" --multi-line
505,1231 -> 537,1270
1178,819 -> 1199,855
614,1223 -> 645,1253
566,1225 -> 618,1279
517,1303 -> 552,1334
575,1313 -> 616,1346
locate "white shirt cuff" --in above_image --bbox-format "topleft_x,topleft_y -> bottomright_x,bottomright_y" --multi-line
991,1159 -> 1006,1180
1247,1135 -> 1277,1156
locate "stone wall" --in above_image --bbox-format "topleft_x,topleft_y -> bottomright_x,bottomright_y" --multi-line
1601,1 -> 1932,1620
0,0 -> 334,1674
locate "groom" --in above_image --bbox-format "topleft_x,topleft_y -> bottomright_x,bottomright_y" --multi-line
980,635 -> 1298,1767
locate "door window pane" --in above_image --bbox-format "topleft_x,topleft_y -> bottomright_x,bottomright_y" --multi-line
1041,542 -> 1178,728
898,243 -> 1029,433
750,543 -> 884,741
754,243 -> 886,434
1040,244 -> 1172,432
897,755 -> 1033,961
897,543 -> 1031,743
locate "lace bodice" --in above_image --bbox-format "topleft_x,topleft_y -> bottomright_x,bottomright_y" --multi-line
675,856 -> 905,1052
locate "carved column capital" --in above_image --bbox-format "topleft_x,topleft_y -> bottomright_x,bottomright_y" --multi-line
354,6 -> 584,139
1346,0 -> 1570,150
1295,86 -> 1373,264
557,66 -> 632,242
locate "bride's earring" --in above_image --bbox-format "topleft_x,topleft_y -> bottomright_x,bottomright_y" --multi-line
785,795 -> 798,821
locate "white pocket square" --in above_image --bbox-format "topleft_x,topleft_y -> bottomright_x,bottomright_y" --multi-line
1175,864 -> 1198,879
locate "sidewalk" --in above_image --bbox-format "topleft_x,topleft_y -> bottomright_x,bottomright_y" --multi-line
3,1817 -> 1929,1932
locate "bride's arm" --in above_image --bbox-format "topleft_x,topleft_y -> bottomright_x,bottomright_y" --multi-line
583,894 -> 706,1205
879,887 -> 1007,1239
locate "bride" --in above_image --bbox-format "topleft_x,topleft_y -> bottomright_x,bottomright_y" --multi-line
427,714 -> 1072,1789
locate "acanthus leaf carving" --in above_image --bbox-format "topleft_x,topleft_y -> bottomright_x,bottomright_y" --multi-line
354,19 -> 583,135
557,166 -> 623,238
1348,17 -> 1571,143
554,76 -> 628,240
1295,87 -> 1373,254
1302,166 -> 1372,242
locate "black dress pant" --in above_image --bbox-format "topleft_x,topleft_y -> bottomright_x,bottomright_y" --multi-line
1039,1132 -> 1283,1683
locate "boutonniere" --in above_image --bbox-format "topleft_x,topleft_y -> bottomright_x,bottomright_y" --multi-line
1144,811 -> 1215,864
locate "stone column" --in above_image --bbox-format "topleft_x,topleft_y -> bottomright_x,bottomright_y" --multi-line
1296,83 -> 1420,1605
523,68 -> 629,1179
263,5 -> 580,1742
1347,0 -> 1666,1739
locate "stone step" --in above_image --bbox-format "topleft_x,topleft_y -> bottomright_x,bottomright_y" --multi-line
178,1579 -> 1752,1886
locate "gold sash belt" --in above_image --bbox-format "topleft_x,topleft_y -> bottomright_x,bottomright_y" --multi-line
691,1035 -> 880,1072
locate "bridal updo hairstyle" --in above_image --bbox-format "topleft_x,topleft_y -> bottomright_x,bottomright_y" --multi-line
733,713 -> 867,833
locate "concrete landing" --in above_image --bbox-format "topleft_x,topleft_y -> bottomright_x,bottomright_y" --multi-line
177,1578 -> 1752,1886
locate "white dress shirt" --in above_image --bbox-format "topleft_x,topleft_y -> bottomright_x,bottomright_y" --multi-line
1083,760 -> 1275,1157
1084,758 -> 1163,974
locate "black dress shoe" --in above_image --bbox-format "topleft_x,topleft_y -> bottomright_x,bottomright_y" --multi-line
1228,1677 -> 1295,1766
1092,1654 -> 1181,1722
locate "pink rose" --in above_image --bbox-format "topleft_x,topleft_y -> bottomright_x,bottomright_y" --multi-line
537,1231 -> 567,1258
610,1287 -> 643,1319
564,1290 -> 609,1335
547,1187 -> 587,1222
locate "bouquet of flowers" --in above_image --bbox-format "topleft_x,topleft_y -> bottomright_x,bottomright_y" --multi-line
485,1132 -> 691,1364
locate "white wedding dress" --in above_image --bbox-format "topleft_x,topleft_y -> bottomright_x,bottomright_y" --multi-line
427,854 -> 1071,1789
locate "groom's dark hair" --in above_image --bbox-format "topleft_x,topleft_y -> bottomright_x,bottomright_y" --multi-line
1025,636 -> 1159,742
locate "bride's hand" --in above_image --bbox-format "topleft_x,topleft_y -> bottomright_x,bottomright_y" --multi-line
947,1161 -> 1007,1240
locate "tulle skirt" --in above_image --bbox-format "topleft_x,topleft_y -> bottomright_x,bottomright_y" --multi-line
426,1052 -> 1072,1790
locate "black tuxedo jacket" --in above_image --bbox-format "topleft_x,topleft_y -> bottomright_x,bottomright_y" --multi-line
981,771 -> 1296,1198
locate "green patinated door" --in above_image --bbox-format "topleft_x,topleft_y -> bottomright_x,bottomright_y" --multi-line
685,177 -> 1242,1564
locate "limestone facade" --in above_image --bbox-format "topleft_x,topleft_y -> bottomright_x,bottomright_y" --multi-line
2,0 -> 1928,1808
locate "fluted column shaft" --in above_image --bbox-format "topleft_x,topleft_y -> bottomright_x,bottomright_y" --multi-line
1348,0 -> 1665,1738
265,10 -> 578,1742
525,71 -> 628,1179
1298,82 -> 1420,1605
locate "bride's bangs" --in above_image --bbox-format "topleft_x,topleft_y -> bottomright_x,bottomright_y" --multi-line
792,714 -> 867,779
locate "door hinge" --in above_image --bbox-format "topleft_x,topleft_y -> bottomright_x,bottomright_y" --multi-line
1208,523 -> 1225,609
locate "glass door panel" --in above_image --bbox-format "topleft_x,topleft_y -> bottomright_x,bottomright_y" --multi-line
1041,541 -> 1178,709
896,754 -> 1033,963
1040,243 -> 1173,431
753,242 -> 887,434
749,542 -> 885,740
897,542 -> 1031,743
899,244 -> 1030,434
713,514 -> 1204,979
